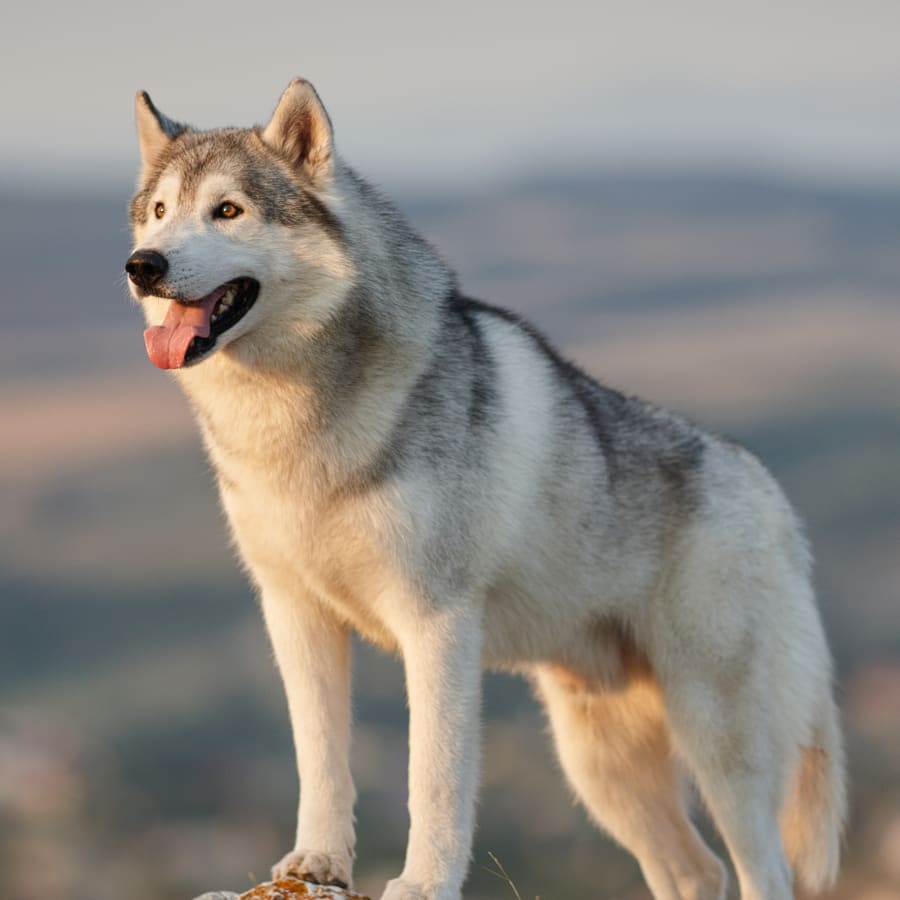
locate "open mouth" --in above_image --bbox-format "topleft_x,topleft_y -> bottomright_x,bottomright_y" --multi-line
144,278 -> 260,370
183,277 -> 260,365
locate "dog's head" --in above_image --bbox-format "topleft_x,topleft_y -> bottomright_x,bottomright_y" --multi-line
126,80 -> 351,371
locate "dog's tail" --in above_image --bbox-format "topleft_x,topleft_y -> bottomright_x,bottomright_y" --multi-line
780,693 -> 847,894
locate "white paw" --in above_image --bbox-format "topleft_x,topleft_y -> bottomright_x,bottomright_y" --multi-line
271,847 -> 352,888
379,877 -> 430,900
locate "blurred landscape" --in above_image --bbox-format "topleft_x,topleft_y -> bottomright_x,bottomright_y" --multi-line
1,169 -> 899,900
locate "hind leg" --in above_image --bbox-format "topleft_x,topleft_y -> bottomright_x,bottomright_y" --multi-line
657,653 -> 797,900
534,664 -> 726,900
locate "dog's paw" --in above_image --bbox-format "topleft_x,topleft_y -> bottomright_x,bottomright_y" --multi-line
379,877 -> 431,900
271,847 -> 352,888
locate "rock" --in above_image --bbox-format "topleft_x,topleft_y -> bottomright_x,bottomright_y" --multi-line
194,878 -> 370,900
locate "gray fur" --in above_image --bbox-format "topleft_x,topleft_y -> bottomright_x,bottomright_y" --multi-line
131,129 -> 343,240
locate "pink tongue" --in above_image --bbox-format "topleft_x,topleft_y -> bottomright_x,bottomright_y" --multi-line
144,292 -> 222,369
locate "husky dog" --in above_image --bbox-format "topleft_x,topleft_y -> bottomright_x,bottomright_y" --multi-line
126,79 -> 846,900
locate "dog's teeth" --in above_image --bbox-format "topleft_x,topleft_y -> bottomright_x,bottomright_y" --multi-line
211,287 -> 239,324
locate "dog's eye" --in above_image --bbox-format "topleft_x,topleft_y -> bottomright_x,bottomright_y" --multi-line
154,202 -> 165,219
214,202 -> 243,220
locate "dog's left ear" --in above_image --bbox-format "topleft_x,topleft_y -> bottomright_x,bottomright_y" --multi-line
135,91 -> 185,177
262,78 -> 334,182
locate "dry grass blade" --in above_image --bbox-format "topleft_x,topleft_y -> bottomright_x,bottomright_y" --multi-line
483,851 -> 528,900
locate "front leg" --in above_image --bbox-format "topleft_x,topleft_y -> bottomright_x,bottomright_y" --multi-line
260,585 -> 356,888
383,606 -> 483,900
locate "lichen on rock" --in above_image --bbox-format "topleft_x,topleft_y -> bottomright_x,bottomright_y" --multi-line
193,877 -> 371,900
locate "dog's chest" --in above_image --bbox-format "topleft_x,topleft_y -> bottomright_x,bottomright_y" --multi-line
210,437 -> 402,648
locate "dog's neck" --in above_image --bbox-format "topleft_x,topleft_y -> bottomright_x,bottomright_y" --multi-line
175,276 -> 447,497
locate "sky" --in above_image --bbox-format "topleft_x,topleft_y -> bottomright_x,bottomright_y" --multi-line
2,0 -> 900,189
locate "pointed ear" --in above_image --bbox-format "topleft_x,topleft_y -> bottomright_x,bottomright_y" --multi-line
261,78 -> 334,181
135,91 -> 184,176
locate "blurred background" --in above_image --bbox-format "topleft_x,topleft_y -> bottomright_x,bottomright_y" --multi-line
1,2 -> 899,898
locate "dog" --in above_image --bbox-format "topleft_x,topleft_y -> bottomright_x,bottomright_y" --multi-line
126,79 -> 846,900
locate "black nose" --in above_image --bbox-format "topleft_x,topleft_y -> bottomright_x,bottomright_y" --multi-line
125,249 -> 168,291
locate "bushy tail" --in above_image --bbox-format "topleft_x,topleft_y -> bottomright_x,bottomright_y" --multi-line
780,694 -> 847,894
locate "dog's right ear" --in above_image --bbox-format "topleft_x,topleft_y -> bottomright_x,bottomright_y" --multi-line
135,91 -> 184,177
261,78 -> 334,183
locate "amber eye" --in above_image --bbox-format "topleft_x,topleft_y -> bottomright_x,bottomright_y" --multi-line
214,201 -> 242,220
154,202 -> 165,219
